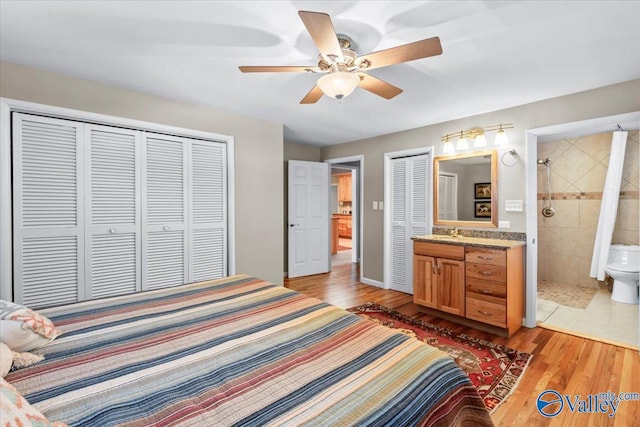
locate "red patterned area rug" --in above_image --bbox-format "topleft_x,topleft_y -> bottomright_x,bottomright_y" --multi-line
347,303 -> 533,413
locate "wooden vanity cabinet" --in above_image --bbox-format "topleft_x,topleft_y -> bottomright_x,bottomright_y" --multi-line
413,242 -> 465,316
465,246 -> 523,336
413,239 -> 524,337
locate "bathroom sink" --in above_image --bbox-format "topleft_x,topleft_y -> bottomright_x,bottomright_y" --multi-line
419,235 -> 471,242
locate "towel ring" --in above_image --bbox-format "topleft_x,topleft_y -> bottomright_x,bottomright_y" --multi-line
501,149 -> 519,167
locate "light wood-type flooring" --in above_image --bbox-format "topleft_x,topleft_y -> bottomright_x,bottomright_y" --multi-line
285,263 -> 640,427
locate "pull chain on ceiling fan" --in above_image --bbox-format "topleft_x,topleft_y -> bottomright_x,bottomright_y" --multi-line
239,11 -> 443,104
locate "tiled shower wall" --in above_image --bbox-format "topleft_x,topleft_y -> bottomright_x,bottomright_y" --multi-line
537,130 -> 639,289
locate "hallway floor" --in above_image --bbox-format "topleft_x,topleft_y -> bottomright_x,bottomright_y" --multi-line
537,283 -> 638,348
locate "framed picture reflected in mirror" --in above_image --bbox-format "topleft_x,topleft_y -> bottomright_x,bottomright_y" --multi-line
474,182 -> 491,199
474,201 -> 491,218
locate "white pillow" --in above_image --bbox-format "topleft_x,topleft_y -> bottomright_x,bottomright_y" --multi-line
0,342 -> 11,378
0,377 -> 68,426
0,301 -> 61,352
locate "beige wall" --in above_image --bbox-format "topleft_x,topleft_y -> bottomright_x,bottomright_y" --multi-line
321,79 -> 640,282
283,141 -> 322,272
0,61 -> 284,285
537,130 -> 640,288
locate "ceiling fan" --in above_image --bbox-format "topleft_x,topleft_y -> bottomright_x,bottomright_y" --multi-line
239,10 -> 443,104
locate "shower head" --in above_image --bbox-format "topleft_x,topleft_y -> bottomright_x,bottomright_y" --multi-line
537,158 -> 550,166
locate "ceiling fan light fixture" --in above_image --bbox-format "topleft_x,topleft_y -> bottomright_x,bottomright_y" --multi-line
317,71 -> 360,100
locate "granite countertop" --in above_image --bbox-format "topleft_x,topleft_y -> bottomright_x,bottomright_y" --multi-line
412,234 -> 526,249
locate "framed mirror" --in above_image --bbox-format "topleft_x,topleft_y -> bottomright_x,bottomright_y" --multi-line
434,149 -> 498,228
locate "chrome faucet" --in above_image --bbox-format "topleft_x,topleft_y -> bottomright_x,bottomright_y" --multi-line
450,227 -> 460,237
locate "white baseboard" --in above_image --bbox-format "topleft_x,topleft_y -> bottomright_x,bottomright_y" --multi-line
360,277 -> 385,288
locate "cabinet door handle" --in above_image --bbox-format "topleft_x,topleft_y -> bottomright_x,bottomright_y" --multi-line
480,271 -> 493,276
478,255 -> 493,260
478,310 -> 493,316
480,289 -> 494,295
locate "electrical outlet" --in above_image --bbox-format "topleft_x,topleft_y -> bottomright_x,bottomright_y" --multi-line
499,220 -> 511,228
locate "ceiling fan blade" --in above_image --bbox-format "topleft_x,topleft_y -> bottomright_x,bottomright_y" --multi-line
239,65 -> 315,73
357,37 -> 442,71
300,85 -> 324,104
298,11 -> 343,61
357,73 -> 403,99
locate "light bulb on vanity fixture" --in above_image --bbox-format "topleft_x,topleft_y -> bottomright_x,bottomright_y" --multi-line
473,130 -> 487,148
456,130 -> 469,150
494,124 -> 508,145
442,135 -> 454,154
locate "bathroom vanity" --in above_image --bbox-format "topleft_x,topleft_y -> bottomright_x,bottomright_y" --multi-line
412,235 -> 525,336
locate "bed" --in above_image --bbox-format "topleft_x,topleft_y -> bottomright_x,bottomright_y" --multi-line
5,275 -> 493,426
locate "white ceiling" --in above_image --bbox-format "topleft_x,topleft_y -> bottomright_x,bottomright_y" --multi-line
2,1 -> 639,147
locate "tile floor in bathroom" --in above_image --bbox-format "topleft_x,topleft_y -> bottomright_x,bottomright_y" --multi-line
537,283 -> 639,348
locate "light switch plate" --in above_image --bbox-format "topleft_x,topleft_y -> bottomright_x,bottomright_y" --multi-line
499,220 -> 511,228
505,200 -> 524,212
378,201 -> 384,210
372,201 -> 378,210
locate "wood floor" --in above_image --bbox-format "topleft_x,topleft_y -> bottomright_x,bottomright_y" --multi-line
285,263 -> 640,427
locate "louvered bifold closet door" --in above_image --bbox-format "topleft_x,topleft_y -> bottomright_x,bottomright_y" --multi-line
390,158 -> 409,293
142,134 -> 188,290
390,154 -> 431,295
410,155 -> 430,241
12,114 -> 85,308
85,125 -> 141,299
188,141 -> 227,282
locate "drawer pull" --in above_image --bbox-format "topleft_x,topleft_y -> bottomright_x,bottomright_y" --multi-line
478,310 -> 493,316
480,289 -> 494,295
478,255 -> 494,260
480,271 -> 493,276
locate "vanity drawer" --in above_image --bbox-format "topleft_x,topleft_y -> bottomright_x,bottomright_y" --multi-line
466,277 -> 507,298
414,242 -> 464,260
465,248 -> 506,266
466,297 -> 506,327
466,262 -> 507,282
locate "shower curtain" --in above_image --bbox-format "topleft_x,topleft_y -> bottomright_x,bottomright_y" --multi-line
590,131 -> 628,280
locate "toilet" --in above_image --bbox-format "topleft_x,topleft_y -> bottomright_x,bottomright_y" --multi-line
605,244 -> 640,304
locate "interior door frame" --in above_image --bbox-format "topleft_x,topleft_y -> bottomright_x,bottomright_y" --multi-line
383,146 -> 434,290
0,98 -> 236,302
325,155 -> 363,274
524,111 -> 640,329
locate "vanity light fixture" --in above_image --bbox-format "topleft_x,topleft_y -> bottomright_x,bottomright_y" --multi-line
473,130 -> 487,148
456,131 -> 469,150
494,124 -> 508,145
441,123 -> 514,153
442,134 -> 455,154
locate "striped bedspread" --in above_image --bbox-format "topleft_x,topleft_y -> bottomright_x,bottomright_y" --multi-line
6,275 -> 493,426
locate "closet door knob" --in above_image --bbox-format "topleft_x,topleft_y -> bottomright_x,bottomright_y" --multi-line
163,226 -> 170,231
109,228 -> 117,234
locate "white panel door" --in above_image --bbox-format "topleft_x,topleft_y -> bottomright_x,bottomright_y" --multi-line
288,160 -> 330,278
12,113 -> 85,308
85,125 -> 141,299
188,141 -> 227,282
142,134 -> 188,290
438,173 -> 458,220
389,154 -> 430,294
